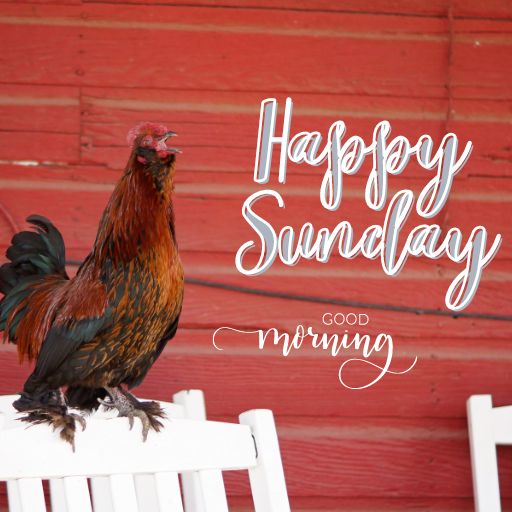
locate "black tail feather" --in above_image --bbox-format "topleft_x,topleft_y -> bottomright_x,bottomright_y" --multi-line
0,215 -> 67,296
0,215 -> 68,337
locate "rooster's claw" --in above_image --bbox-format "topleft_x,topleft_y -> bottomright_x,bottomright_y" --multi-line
101,387 -> 165,441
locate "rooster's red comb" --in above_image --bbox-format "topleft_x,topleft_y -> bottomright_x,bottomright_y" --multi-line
127,122 -> 169,147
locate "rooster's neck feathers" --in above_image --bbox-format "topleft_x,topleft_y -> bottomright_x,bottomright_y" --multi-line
92,155 -> 176,265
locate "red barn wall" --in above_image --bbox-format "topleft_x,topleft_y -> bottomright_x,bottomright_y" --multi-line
0,0 -> 511,510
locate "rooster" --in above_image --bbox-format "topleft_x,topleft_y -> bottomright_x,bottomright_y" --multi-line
0,122 -> 184,447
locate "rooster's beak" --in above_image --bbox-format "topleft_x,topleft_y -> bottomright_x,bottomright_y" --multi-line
161,131 -> 180,153
161,131 -> 177,141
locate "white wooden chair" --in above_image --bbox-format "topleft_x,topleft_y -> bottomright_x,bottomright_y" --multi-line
0,390 -> 290,512
467,394 -> 511,511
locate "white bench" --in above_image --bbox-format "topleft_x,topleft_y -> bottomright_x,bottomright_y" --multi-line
0,391 -> 290,511
467,394 -> 511,511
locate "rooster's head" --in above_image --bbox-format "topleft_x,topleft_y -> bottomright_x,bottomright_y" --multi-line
127,122 -> 180,170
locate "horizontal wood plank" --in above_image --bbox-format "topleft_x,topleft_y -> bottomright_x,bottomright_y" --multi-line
0,132 -> 79,163
0,4 -> 446,97
0,84 -> 509,175
4,0 -> 504,21
80,90 -> 511,175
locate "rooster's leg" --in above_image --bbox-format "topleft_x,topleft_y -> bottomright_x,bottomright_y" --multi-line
100,386 -> 165,441
14,389 -> 86,450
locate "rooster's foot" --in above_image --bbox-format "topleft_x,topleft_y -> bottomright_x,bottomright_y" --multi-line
100,387 -> 165,441
18,405 -> 86,450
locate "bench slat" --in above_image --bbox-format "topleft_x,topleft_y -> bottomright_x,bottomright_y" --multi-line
63,476 -> 92,512
155,472 -> 184,512
110,474 -> 138,512
18,478 -> 46,512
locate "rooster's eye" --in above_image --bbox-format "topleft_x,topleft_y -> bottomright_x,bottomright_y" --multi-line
142,136 -> 153,147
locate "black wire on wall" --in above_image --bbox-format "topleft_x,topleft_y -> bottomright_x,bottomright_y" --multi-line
65,260 -> 512,322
